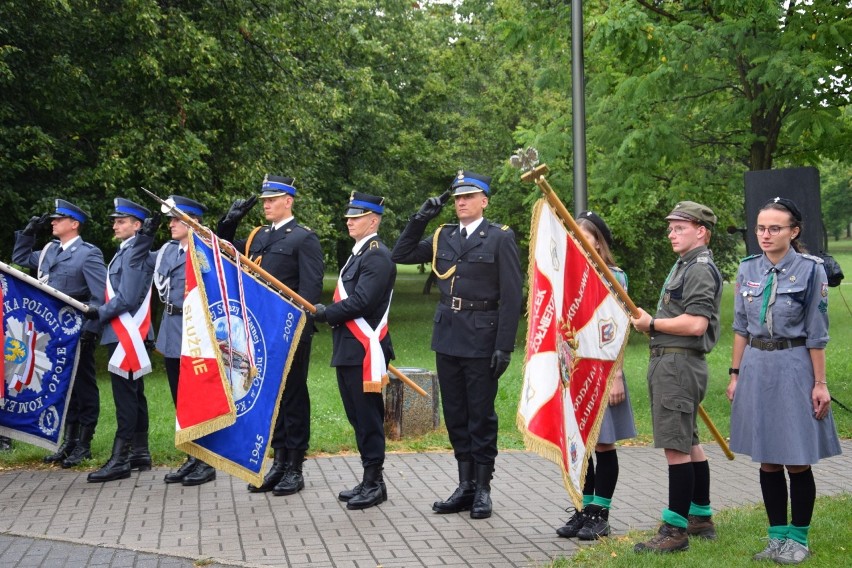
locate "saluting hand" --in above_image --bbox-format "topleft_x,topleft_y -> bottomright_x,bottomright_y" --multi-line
416,190 -> 451,221
139,212 -> 162,238
22,213 -> 51,236
224,195 -> 258,224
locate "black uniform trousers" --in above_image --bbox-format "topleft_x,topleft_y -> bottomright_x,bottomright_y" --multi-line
65,339 -> 100,427
436,352 -> 499,466
270,335 -> 313,452
107,344 -> 149,441
164,357 -> 180,406
336,364 -> 385,467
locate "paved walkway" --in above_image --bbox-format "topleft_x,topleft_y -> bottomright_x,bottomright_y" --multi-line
1,441 -> 850,567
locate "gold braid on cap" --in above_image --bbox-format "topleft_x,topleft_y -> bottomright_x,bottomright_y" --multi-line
431,225 -> 456,280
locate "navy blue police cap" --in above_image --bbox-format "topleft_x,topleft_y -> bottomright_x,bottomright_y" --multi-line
260,175 -> 296,198
578,210 -> 613,247
451,170 -> 491,196
162,195 -> 206,218
345,191 -> 385,217
109,198 -> 150,221
50,199 -> 89,224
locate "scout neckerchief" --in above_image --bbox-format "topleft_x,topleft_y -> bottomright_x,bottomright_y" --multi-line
656,260 -> 680,312
334,240 -> 392,393
760,266 -> 779,337
106,240 -> 153,379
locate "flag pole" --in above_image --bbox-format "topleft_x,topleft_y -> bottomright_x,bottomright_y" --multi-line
0,260 -> 90,313
140,188 -> 427,398
519,166 -> 734,460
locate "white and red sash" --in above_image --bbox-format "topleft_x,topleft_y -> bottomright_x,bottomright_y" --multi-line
333,276 -> 391,393
106,277 -> 153,379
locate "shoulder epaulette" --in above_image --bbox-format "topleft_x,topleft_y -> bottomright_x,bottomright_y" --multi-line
489,222 -> 510,231
79,241 -> 95,249
740,253 -> 761,262
800,253 -> 824,264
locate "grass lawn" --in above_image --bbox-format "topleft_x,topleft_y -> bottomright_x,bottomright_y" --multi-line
2,240 -> 850,468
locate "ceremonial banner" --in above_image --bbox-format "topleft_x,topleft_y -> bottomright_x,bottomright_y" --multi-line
177,232 -> 305,486
0,264 -> 83,450
517,200 -> 630,508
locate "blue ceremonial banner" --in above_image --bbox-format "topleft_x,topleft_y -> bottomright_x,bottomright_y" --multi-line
178,233 -> 305,486
1,263 -> 83,450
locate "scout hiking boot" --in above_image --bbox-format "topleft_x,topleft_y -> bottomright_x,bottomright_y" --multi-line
556,507 -> 587,538
752,538 -> 786,561
774,539 -> 811,565
634,523 -> 689,553
577,505 -> 611,540
687,514 -> 717,540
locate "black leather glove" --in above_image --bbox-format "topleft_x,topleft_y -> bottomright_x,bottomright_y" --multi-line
313,303 -> 327,323
490,349 -> 511,380
83,307 -> 100,321
415,190 -> 451,221
223,196 -> 258,225
139,212 -> 162,238
22,214 -> 51,236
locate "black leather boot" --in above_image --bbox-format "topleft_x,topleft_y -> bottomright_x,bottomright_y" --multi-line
347,464 -> 386,510
87,438 -> 132,483
470,463 -> 493,519
273,449 -> 305,496
432,460 -> 475,514
164,456 -> 198,483
128,431 -> 152,471
44,422 -> 79,464
62,423 -> 95,468
339,477 -> 388,502
182,460 -> 216,486
247,448 -> 289,493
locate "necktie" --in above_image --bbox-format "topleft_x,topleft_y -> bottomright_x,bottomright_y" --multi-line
461,227 -> 468,239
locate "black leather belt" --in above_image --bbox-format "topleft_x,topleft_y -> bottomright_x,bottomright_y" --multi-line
747,337 -> 806,351
165,303 -> 183,315
650,346 -> 705,359
440,295 -> 498,312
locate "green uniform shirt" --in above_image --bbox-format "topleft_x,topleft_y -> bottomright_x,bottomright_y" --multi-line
651,245 -> 722,353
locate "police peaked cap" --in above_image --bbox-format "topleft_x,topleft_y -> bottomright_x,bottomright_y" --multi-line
578,210 -> 613,247
109,198 -> 150,221
451,170 -> 491,196
163,195 -> 207,218
260,175 -> 296,198
345,191 -> 385,217
50,199 -> 90,224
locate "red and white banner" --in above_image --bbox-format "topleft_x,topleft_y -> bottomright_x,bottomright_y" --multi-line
174,235 -> 236,444
517,200 -> 630,508
106,280 -> 153,379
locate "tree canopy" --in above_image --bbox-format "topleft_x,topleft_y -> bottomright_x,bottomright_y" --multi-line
2,0 -> 849,305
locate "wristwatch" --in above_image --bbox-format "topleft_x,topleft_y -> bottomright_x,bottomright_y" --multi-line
649,318 -> 656,334
728,368 -> 740,375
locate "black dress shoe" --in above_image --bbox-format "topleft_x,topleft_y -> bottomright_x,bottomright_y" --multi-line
182,462 -> 216,486
164,456 -> 198,484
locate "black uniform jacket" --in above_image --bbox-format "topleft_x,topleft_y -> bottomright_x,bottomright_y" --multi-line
325,236 -> 396,368
391,216 -> 522,358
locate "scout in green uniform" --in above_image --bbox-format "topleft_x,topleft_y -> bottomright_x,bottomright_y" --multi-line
630,201 -> 723,553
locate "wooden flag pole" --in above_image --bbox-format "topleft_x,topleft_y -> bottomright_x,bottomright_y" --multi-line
519,166 -> 734,460
141,188 -> 427,398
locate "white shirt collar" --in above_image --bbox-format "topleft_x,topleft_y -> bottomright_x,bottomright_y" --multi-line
352,233 -> 378,255
60,236 -> 81,250
272,216 -> 294,231
459,218 -> 484,237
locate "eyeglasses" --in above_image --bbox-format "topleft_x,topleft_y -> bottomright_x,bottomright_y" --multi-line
666,225 -> 692,236
754,225 -> 794,236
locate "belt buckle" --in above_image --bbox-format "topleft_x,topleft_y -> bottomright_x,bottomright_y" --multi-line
764,340 -> 775,351
451,297 -> 462,311
166,304 -> 175,315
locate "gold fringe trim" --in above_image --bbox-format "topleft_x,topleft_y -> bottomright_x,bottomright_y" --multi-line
363,379 -> 384,393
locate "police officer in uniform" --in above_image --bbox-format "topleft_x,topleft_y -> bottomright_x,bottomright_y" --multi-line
133,195 -> 217,486
391,171 -> 523,519
84,198 -> 157,483
217,175 -> 324,495
314,192 -> 396,510
12,200 -> 108,466
631,201 -> 723,553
